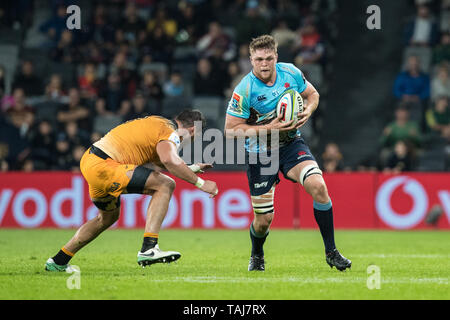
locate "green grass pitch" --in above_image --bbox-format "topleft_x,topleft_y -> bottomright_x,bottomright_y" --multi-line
0,229 -> 448,300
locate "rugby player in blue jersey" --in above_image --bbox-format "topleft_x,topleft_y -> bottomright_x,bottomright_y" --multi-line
225,35 -> 351,271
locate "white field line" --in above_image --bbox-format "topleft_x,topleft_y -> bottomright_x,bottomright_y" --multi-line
149,276 -> 449,285
352,254 -> 450,259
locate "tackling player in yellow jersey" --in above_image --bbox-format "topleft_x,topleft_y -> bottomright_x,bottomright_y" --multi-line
45,110 -> 218,271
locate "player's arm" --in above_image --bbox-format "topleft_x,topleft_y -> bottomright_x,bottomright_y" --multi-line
297,80 -> 320,128
156,140 -> 218,197
224,112 -> 297,138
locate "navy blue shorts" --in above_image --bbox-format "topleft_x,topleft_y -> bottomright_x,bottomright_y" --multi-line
246,137 -> 316,196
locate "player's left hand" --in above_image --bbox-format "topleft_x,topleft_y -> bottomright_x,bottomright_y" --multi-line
296,107 -> 313,128
193,163 -> 213,173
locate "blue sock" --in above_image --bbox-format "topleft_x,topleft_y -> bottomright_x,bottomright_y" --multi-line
313,200 -> 336,254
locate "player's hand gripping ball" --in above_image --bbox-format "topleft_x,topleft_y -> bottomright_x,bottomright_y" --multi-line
276,89 -> 304,125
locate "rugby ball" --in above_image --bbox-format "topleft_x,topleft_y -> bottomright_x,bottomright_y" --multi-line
276,89 -> 304,124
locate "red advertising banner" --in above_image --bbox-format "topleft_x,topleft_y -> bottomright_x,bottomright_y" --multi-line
0,172 -> 448,229
0,172 -> 295,229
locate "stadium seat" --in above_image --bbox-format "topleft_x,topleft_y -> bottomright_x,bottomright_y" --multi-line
47,62 -> 76,87
173,45 -> 197,63
0,28 -> 23,45
161,96 -> 192,118
32,101 -> 63,128
139,62 -> 168,83
192,96 -> 225,129
0,44 -> 20,94
93,115 -> 123,135
300,63 -> 323,89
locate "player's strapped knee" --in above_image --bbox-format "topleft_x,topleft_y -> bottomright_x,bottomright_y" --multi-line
92,195 -> 121,211
251,187 -> 275,214
299,164 -> 323,186
126,165 -> 153,193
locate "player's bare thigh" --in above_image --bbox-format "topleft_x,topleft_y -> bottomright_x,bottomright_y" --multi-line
286,160 -> 330,203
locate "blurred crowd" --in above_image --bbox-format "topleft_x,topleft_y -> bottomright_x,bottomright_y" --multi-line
377,0 -> 450,173
296,0 -> 450,174
0,0 -> 339,172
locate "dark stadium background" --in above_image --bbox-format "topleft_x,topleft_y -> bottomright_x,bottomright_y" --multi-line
0,0 -> 449,230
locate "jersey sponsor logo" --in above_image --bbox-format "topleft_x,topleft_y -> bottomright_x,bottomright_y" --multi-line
257,94 -> 267,101
254,181 -> 268,188
228,92 -> 243,115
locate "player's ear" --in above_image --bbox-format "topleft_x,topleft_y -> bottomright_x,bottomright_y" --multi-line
188,126 -> 196,137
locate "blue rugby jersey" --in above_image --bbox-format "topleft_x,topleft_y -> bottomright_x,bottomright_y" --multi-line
226,62 -> 307,153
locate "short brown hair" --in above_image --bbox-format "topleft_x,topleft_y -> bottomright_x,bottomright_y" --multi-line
249,35 -> 278,54
175,109 -> 206,128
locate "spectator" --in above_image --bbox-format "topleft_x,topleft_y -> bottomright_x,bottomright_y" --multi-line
12,60 -> 43,97
147,7 -> 177,39
123,91 -> 152,121
140,70 -> 164,104
78,63 -> 101,99
0,142 -> 9,171
90,131 -> 102,144
69,144 -> 86,173
193,58 -> 224,96
120,2 -> 146,45
176,2 -> 201,45
271,20 -> 297,50
56,87 -> 91,132
0,117 -> 30,170
425,96 -> 450,137
63,120 -> 90,148
28,119 -> 55,170
108,51 -> 137,95
5,88 -> 34,137
432,33 -> 450,65
45,74 -> 66,102
393,55 -> 430,103
141,25 -> 174,63
163,71 -> 185,97
50,29 -> 80,63
22,159 -> 34,172
39,4 -> 68,48
99,72 -> 128,114
380,104 -> 422,150
384,140 -> 414,173
321,142 -> 346,172
431,65 -> 450,101
292,18 -> 325,66
196,21 -> 235,61
88,4 -> 115,44
53,133 -> 72,170
237,43 -> 252,74
235,0 -> 270,45
403,4 -> 439,47
224,61 -> 245,97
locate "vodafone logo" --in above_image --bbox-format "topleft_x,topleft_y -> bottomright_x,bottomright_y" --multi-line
376,176 -> 428,229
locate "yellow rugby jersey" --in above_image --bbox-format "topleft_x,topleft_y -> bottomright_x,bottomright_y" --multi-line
93,116 -> 181,166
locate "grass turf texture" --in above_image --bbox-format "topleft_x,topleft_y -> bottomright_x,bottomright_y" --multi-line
0,229 -> 448,300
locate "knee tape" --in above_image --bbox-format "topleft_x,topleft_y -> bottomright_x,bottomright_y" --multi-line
251,186 -> 275,214
299,164 -> 323,186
